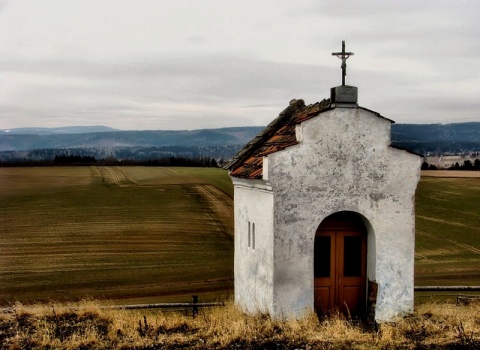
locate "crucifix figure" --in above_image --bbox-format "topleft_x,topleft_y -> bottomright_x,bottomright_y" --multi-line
332,41 -> 354,86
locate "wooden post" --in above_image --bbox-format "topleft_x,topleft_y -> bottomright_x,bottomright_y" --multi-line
192,295 -> 199,318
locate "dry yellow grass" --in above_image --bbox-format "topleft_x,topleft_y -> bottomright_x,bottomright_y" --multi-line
1,300 -> 479,349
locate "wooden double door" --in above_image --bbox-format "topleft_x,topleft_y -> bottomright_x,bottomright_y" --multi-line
314,213 -> 367,317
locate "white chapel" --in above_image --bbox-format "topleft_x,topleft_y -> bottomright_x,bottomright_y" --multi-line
226,42 -> 421,322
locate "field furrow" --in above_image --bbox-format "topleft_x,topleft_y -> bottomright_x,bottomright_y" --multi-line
415,175 -> 480,286
0,167 -> 234,305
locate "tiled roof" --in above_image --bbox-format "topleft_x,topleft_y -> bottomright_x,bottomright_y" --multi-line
227,98 -> 332,179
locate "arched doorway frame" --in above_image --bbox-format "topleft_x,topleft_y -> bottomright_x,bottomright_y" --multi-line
313,210 -> 375,317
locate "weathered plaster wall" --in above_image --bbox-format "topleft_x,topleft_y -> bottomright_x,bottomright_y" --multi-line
232,179 -> 275,314
266,107 -> 421,321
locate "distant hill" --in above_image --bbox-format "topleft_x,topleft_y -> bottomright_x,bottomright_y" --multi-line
391,122 -> 480,154
391,122 -> 480,142
0,126 -> 265,163
1,126 -> 118,135
0,127 -> 264,152
0,123 -> 478,162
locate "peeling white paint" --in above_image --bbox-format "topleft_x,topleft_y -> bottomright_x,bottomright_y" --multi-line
231,107 -> 421,322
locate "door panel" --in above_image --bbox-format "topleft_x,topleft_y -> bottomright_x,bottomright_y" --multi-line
337,232 -> 366,316
314,286 -> 332,313
340,286 -> 362,315
314,234 -> 335,311
314,215 -> 367,317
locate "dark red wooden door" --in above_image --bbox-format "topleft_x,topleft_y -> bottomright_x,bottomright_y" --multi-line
314,214 -> 367,316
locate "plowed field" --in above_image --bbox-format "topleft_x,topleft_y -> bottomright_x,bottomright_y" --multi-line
415,174 -> 480,287
0,167 -> 233,305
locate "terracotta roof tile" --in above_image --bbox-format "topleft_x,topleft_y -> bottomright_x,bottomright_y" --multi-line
227,98 -> 332,179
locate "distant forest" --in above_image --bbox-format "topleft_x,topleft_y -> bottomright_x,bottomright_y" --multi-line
0,153 -> 222,168
1,122 -> 479,166
0,145 -> 237,167
422,159 -> 480,171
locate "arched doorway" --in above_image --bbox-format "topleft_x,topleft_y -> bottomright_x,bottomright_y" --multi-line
314,211 -> 367,317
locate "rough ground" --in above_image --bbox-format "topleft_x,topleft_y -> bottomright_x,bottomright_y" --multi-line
0,301 -> 479,350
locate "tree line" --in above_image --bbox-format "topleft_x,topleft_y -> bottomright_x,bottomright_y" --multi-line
0,155 -> 222,168
421,158 -> 480,171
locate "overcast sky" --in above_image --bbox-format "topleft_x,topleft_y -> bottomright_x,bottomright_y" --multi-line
0,0 -> 479,130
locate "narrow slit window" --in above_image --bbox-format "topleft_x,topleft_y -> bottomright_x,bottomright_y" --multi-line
248,221 -> 251,248
252,223 -> 256,250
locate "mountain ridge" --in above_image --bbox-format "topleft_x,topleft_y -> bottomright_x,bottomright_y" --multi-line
1,125 -> 119,135
0,126 -> 265,151
0,123 -> 479,162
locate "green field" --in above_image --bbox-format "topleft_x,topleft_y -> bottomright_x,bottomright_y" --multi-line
0,166 -> 234,305
415,174 -> 480,286
1,167 -> 479,305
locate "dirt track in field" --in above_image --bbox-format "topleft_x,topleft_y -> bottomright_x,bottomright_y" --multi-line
191,184 -> 234,236
421,170 -> 480,178
95,166 -> 139,187
416,215 -> 479,231
417,229 -> 480,256
93,166 -> 234,235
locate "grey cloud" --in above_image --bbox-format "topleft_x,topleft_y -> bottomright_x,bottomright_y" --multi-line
1,0 -> 479,129
3,53 -> 332,101
2,53 -> 337,129
3,48 -> 477,129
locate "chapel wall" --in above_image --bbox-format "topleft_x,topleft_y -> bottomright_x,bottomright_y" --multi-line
266,108 -> 421,320
232,180 -> 275,314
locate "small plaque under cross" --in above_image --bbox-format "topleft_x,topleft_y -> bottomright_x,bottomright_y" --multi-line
332,41 -> 354,86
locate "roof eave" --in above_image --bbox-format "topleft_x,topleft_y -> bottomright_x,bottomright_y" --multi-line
225,99 -> 306,170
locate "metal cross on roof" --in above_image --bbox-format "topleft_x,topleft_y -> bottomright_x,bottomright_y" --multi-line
332,41 -> 354,86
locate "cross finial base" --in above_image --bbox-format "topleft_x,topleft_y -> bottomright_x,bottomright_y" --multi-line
330,85 -> 358,106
